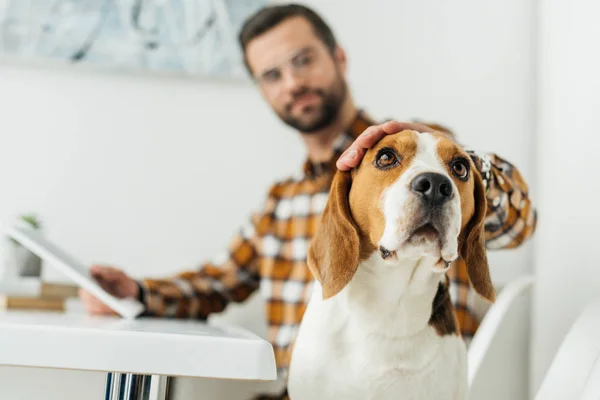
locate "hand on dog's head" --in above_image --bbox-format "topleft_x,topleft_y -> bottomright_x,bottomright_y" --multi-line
309,130 -> 495,303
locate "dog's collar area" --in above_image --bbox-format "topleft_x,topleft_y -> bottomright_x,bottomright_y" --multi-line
432,259 -> 452,272
379,245 -> 397,260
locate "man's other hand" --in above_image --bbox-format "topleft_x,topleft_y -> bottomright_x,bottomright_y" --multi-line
79,265 -> 139,316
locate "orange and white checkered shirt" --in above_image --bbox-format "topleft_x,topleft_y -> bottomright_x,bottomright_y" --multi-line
138,110 -> 537,378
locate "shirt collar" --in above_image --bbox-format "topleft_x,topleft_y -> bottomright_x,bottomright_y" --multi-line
302,109 -> 376,179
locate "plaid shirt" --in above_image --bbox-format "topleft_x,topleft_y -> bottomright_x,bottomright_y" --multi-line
138,110 -> 537,378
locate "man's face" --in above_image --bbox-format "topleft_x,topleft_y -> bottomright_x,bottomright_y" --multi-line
245,16 -> 348,133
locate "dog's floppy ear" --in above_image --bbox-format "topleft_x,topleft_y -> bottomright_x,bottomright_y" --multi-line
308,170 -> 360,299
460,168 -> 496,303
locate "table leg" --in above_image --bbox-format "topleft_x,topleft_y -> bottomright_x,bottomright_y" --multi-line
105,373 -> 170,400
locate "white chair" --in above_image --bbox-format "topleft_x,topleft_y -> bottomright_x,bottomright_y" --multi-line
579,359 -> 600,400
534,297 -> 600,400
467,274 -> 535,400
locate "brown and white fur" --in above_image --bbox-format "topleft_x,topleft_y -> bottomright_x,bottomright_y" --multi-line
287,130 -> 495,400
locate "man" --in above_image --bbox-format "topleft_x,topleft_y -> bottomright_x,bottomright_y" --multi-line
80,3 -> 537,397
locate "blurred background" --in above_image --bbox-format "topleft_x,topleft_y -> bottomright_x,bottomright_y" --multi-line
0,0 -> 598,399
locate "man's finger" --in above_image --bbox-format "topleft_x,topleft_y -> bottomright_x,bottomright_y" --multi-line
381,120 -> 409,134
337,126 -> 387,170
91,266 -> 124,282
80,289 -> 118,316
89,304 -> 116,316
381,120 -> 437,134
356,126 -> 388,148
79,288 -> 93,301
336,121 -> 444,171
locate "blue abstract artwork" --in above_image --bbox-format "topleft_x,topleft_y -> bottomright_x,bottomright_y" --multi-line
0,0 -> 267,78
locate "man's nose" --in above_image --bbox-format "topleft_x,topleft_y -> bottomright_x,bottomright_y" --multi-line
281,68 -> 306,94
410,172 -> 453,207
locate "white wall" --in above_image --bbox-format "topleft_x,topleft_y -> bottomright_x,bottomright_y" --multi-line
0,64 -> 302,283
0,1 -> 537,398
531,0 -> 600,393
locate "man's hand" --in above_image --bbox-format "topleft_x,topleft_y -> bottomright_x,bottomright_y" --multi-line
336,120 -> 440,171
79,265 -> 139,316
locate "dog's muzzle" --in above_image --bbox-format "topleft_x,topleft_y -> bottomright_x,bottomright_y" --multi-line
379,172 -> 456,261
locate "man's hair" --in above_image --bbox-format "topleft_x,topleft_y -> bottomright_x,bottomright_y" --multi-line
238,3 -> 338,75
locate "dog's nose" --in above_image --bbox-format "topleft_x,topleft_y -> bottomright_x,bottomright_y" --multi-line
411,172 -> 453,206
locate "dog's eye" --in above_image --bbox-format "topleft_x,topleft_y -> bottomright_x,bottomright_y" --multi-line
451,158 -> 470,180
375,149 -> 399,170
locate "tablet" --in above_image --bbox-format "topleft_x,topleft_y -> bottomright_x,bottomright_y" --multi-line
3,224 -> 145,319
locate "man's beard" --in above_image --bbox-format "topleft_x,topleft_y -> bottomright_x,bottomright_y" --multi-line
278,75 -> 347,134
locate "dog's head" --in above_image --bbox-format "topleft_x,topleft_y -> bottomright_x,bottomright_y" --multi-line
308,130 -> 494,302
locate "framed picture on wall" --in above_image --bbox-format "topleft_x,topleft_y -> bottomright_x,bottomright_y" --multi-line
0,0 -> 268,79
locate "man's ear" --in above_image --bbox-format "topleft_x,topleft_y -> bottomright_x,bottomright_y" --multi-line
460,169 -> 496,303
333,46 -> 347,74
307,170 -> 360,299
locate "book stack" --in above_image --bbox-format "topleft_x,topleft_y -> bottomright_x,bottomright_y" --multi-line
0,279 -> 79,312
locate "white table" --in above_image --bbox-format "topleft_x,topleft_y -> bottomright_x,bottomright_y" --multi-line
0,310 -> 277,399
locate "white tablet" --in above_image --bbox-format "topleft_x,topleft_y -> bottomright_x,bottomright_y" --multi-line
3,224 -> 145,319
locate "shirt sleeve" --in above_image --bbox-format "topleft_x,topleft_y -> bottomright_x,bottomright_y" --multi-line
465,150 -> 538,249
136,195 -> 275,319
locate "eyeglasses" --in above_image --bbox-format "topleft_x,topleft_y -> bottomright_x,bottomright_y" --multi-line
253,47 -> 320,91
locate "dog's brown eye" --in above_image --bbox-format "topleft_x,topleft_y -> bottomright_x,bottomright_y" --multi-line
375,149 -> 399,169
451,159 -> 470,180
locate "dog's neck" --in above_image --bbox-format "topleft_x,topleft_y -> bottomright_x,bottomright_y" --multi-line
339,252 -> 446,338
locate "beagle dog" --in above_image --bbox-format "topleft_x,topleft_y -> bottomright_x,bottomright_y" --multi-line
287,130 -> 495,400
